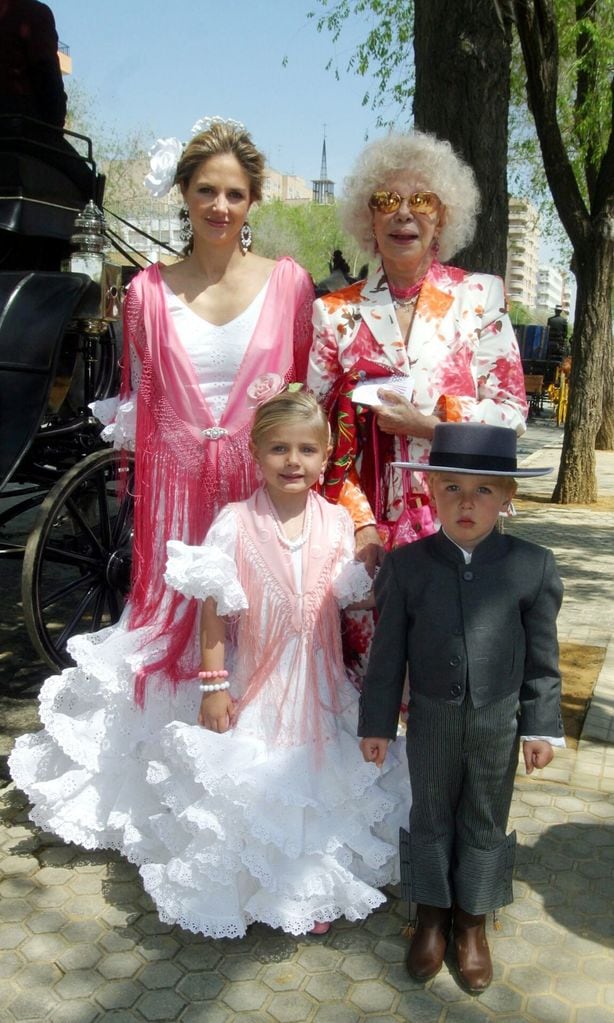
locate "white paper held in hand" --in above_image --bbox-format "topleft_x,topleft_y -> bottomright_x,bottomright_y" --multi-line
351,375 -> 414,407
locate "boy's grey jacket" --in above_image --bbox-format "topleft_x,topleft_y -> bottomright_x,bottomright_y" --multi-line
359,529 -> 564,740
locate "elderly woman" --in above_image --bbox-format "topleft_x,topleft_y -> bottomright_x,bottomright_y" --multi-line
308,131 -> 528,675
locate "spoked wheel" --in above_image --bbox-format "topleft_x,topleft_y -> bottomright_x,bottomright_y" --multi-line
22,448 -> 134,671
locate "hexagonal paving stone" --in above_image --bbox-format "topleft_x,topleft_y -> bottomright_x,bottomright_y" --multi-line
55,968 -> 105,999
262,962 -> 307,992
180,1005 -> 231,1023
174,944 -> 223,971
0,854 -> 39,876
15,961 -> 62,989
536,946 -> 579,973
0,951 -> 23,979
134,934 -> 180,960
133,912 -> 175,936
492,935 -> 536,966
139,960 -> 183,990
508,964 -> 553,995
0,899 -> 30,923
526,993 -> 572,1021
340,952 -> 383,981
312,1007 -> 361,1023
94,980 -> 142,1010
478,981 -> 524,1014
554,973 -> 602,1006
176,971 -> 225,1002
373,936 -> 407,964
268,991 -> 315,1023
135,990 -> 187,1021
48,999 -> 100,1023
581,955 -> 614,983
296,945 -> 341,973
8,989 -> 56,1020
521,921 -> 561,946
392,988 -> 446,1022
0,924 -> 28,950
55,945 -> 102,971
305,969 -> 350,1002
25,909 -> 67,934
61,920 -> 105,945
218,954 -> 262,981
0,877 -> 36,900
98,950 -> 143,980
348,978 -> 396,1013
221,979 -> 269,1012
21,933 -> 67,960
34,866 -> 74,887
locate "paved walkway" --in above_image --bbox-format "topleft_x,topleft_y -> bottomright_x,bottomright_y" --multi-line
1,418 -> 613,1023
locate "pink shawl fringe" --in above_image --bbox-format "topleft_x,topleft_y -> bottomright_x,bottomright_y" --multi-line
120,259 -> 314,706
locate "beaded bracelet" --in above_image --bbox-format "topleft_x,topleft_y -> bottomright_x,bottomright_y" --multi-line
198,669 -> 229,680
199,681 -> 231,693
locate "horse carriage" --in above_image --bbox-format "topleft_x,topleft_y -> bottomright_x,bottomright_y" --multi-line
0,115 -> 136,675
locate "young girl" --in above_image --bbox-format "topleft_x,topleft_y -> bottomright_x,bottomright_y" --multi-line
147,388 -> 410,938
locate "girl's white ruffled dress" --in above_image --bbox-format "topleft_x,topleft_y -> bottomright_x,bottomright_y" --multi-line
11,495 -> 411,939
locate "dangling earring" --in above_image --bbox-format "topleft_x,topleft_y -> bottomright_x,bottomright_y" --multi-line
372,229 -> 379,254
179,204 -> 193,244
240,222 -> 252,254
319,466 -> 326,486
431,236 -> 440,254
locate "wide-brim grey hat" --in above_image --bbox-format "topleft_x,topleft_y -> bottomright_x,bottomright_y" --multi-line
393,423 -> 553,478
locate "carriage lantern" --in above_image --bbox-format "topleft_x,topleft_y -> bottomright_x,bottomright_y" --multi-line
66,200 -> 123,326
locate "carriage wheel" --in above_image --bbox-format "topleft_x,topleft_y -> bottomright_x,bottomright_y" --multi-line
22,448 -> 134,671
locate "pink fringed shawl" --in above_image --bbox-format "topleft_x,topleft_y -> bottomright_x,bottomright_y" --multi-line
121,259 -> 314,705
233,488 -> 348,750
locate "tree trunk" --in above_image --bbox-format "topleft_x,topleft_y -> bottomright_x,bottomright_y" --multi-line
413,0 -> 512,276
552,232 -> 614,502
595,335 -> 614,450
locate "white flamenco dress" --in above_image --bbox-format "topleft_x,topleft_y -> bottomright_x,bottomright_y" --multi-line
9,285 -> 268,864
9,286 -> 411,937
141,497 -> 411,938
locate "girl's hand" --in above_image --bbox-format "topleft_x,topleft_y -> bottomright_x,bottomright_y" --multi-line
198,692 -> 235,733
373,390 -> 438,440
360,737 -> 389,767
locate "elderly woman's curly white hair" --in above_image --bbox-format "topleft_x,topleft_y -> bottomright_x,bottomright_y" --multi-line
341,131 -> 480,262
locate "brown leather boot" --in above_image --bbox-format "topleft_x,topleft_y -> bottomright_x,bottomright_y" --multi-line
406,904 -> 452,981
453,907 -> 493,994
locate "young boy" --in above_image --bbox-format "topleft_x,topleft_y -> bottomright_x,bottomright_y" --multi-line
359,422 -> 564,994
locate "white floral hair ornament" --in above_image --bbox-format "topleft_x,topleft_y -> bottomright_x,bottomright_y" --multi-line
190,116 -> 245,136
143,117 -> 247,199
143,137 -> 184,198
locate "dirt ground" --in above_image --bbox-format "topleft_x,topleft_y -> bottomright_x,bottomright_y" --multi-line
559,642 -> 605,749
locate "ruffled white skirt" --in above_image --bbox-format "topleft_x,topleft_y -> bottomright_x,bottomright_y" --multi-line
9,617 -> 411,939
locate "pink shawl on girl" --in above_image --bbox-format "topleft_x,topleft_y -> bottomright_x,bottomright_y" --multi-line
233,487 -> 348,751
120,258 -> 314,705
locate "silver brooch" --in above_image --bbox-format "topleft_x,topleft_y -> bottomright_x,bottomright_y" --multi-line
201,427 -> 228,440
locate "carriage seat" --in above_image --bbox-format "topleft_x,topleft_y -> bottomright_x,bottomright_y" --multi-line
0,271 -> 93,488
0,116 -> 103,251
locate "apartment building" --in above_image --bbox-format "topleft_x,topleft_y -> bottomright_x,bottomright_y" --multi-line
505,198 -> 541,308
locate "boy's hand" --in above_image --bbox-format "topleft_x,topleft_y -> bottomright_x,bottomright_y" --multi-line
523,739 -> 554,774
360,737 -> 389,767
198,692 -> 235,733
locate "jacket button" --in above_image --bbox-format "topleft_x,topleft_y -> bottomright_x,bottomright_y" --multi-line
463,570 -> 473,581
449,655 -> 460,667
450,684 -> 462,697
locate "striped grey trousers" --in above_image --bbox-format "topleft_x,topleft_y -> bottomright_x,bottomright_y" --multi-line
400,690 -> 519,915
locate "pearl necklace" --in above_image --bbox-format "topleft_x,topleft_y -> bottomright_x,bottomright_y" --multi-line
264,488 -> 313,550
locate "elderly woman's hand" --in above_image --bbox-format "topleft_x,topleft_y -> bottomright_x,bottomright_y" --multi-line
374,389 -> 439,440
355,525 -> 386,576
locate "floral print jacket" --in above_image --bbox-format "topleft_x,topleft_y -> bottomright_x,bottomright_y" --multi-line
308,261 -> 528,530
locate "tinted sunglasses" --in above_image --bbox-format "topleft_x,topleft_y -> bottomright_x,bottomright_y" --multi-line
368,189 -> 441,215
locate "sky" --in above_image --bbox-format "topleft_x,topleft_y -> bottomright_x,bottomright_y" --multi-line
50,0 -> 395,188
